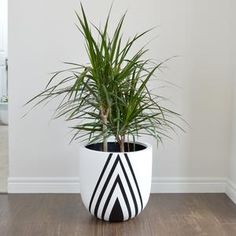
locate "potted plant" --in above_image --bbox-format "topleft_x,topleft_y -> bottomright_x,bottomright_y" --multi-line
27,4 -> 182,222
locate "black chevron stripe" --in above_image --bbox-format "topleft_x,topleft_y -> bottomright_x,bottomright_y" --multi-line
89,153 -> 143,221
124,153 -> 143,210
93,156 -> 121,217
109,198 -> 123,222
93,154 -> 139,218
101,175 -> 131,220
88,153 -> 113,212
118,155 -> 139,216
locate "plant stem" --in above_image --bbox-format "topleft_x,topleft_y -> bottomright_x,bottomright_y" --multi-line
103,123 -> 107,152
127,134 -> 130,152
101,108 -> 108,152
120,135 -> 125,152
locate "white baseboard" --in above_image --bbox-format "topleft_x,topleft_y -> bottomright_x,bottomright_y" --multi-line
225,179 -> 236,204
8,177 -> 80,193
8,177 -> 226,194
8,177 -> 236,205
151,177 -> 226,193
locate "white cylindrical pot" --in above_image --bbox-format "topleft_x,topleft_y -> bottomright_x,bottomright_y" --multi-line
79,142 -> 152,222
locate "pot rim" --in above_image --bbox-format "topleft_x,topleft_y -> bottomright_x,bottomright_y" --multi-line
79,141 -> 152,154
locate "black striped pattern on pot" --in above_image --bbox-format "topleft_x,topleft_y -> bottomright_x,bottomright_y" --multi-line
89,153 -> 143,222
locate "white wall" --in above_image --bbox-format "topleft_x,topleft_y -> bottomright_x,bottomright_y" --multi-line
0,0 -> 7,54
227,0 -> 236,203
0,0 -> 8,99
154,0 -> 232,180
8,0 -> 233,193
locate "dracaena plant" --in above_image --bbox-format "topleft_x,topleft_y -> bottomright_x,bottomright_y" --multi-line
26,4 -> 182,152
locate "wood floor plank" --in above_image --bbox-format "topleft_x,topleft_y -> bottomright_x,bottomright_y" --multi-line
0,193 -> 236,236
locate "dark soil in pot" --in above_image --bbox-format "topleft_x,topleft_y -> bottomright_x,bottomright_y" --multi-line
86,142 -> 147,152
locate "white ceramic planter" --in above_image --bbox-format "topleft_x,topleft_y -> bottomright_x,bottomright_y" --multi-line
0,102 -> 8,125
79,142 -> 152,222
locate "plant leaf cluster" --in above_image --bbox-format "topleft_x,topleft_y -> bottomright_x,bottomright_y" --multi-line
26,4 -> 182,152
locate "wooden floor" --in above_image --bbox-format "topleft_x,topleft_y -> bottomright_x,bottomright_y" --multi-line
0,193 -> 236,236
